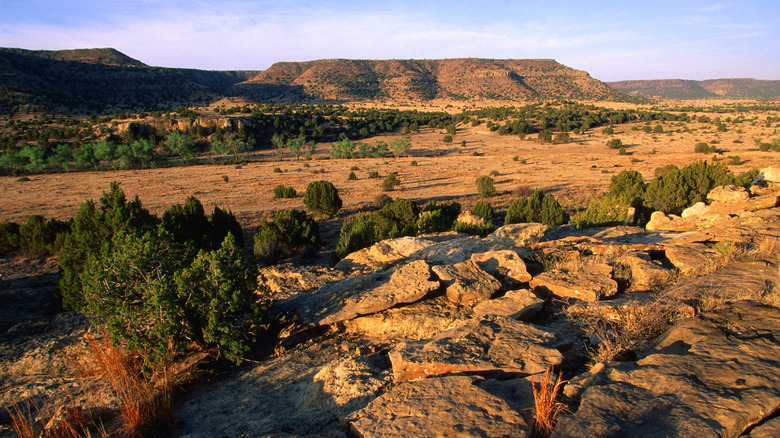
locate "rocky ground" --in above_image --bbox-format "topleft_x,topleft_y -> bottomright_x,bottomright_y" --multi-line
3,175 -> 780,437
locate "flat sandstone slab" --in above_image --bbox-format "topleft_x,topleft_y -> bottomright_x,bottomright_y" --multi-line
389,314 -> 563,382
348,376 -> 530,438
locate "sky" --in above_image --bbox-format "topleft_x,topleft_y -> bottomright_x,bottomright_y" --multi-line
1,0 -> 778,81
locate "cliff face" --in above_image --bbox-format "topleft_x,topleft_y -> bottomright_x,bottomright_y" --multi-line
241,58 -> 625,102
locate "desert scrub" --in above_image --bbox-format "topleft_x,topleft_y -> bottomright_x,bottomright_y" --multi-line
368,170 -> 380,179
471,200 -> 494,222
382,172 -> 401,191
348,171 -> 358,180
3,215 -> 71,258
505,189 -> 564,226
606,138 -> 623,149
416,201 -> 462,234
571,196 -> 628,229
475,175 -> 496,197
303,180 -> 342,218
644,160 -> 734,215
254,208 -> 321,263
59,184 -> 265,367
273,184 -> 297,198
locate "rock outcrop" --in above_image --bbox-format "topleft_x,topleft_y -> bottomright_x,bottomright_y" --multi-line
554,302 -> 780,438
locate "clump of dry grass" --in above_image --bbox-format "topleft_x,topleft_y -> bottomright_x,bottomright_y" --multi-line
531,368 -> 567,438
78,332 -> 173,437
6,392 -> 99,438
566,296 -> 687,363
6,330 -> 175,438
513,184 -> 535,198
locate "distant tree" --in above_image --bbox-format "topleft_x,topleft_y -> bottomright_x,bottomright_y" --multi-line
538,130 -> 553,143
391,135 -> 412,158
163,131 -> 196,161
286,136 -> 306,160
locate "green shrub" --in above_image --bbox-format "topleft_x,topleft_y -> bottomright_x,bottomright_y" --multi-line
475,175 -> 496,197
571,196 -> 628,229
0,222 -> 20,254
538,130 -> 553,143
59,182 -> 159,311
273,167 -> 283,173
607,138 -> 623,149
410,160 -> 418,166
603,126 -> 614,135
694,142 -> 710,153
618,147 -> 627,155
303,180 -> 342,218
645,161 -> 732,215
15,215 -> 71,258
417,201 -> 461,234
82,230 -> 265,367
61,183 -> 265,367
348,171 -> 358,180
374,198 -> 419,240
253,208 -> 321,263
452,221 -> 493,237
471,200 -> 494,222
607,170 -> 646,211
331,213 -> 376,264
368,170 -> 380,179
382,172 -> 401,191
505,189 -> 564,226
442,135 -> 453,143
273,184 -> 297,199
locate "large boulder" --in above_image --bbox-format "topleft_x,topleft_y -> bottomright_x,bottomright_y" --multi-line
388,315 -> 563,382
553,301 -> 780,438
707,185 -> 750,203
529,262 -> 618,301
348,376 -> 531,438
296,260 -> 440,326
432,260 -> 502,305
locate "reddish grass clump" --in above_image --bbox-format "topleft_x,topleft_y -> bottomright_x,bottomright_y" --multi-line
79,332 -> 173,437
531,368 -> 567,438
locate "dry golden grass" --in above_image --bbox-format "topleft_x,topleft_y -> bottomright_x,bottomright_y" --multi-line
78,332 -> 173,437
531,368 -> 567,438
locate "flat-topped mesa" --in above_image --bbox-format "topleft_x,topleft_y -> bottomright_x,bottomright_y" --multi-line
243,58 -> 623,101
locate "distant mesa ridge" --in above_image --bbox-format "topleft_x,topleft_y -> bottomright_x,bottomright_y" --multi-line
1,47 -> 777,115
608,78 -> 780,100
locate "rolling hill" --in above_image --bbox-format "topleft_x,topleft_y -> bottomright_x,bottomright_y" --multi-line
608,78 -> 780,100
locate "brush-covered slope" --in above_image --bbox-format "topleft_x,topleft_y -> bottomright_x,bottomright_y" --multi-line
238,58 -> 626,102
608,78 -> 780,100
0,48 -> 219,114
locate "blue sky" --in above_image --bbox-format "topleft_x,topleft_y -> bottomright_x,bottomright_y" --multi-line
1,0 -> 777,81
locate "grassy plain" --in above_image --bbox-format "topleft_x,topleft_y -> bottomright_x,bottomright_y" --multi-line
1,100 -> 778,239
